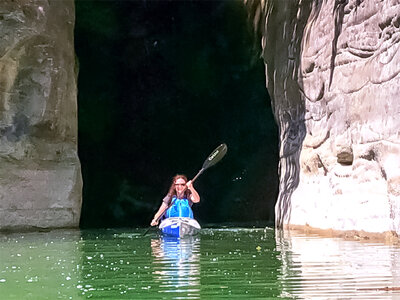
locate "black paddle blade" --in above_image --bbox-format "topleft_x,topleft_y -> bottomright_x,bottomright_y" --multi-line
202,143 -> 227,170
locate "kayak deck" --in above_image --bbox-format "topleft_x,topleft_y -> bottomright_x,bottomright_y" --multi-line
159,217 -> 201,238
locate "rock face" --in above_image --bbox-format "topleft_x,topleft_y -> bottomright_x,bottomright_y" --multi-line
0,0 -> 82,229
249,0 -> 400,234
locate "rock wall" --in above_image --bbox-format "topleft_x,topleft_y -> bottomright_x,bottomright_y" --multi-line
0,0 -> 82,229
248,0 -> 400,234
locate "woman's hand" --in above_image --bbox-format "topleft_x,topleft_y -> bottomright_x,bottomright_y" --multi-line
186,180 -> 194,190
187,180 -> 200,203
150,218 -> 159,226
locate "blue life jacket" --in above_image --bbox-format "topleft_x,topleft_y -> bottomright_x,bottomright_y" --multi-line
166,197 -> 194,218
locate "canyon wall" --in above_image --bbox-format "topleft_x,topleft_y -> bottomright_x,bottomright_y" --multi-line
249,0 -> 400,234
0,0 -> 82,230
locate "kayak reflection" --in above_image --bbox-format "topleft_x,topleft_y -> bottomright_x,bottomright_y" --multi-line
151,236 -> 201,298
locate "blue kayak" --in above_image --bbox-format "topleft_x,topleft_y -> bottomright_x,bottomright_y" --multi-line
159,217 -> 201,238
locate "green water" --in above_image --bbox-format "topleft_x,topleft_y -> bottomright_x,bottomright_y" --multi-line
1,228 -> 399,299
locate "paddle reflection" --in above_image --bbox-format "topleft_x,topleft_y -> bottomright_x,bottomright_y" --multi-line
275,229 -> 400,299
151,235 -> 201,298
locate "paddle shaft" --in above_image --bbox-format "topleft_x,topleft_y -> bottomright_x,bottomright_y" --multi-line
191,168 -> 204,183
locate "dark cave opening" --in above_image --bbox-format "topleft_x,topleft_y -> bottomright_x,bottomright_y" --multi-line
74,0 -> 279,228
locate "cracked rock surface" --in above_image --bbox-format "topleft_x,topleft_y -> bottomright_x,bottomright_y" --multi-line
250,0 -> 400,234
0,0 -> 82,230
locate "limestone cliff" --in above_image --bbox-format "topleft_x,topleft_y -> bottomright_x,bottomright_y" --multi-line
0,0 -> 82,229
248,0 -> 400,234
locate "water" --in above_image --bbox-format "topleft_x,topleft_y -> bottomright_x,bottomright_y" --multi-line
0,227 -> 399,299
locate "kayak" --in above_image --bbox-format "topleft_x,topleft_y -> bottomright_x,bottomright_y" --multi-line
159,217 -> 201,238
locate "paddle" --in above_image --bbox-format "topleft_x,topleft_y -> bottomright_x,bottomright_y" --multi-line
191,143 -> 228,183
143,143 -> 227,236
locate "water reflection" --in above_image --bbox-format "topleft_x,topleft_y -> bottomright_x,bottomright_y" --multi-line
2,228 -> 399,299
276,229 -> 400,299
151,235 -> 201,298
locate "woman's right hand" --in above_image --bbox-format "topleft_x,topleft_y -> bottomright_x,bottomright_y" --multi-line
150,218 -> 159,226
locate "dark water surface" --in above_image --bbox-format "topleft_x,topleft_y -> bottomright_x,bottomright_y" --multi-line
1,228 -> 399,299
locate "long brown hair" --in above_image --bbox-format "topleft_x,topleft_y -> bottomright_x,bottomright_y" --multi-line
167,174 -> 191,199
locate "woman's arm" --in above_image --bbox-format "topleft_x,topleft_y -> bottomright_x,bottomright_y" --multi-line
150,202 -> 169,226
186,180 -> 200,203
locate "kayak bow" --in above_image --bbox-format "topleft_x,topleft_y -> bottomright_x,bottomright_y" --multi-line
159,217 -> 201,238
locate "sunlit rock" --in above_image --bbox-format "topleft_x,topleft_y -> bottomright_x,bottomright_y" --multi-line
248,0 -> 400,234
0,0 -> 82,229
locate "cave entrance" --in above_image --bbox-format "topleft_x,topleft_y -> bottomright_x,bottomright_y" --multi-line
75,0 -> 279,228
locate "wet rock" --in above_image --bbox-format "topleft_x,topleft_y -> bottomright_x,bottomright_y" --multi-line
248,0 -> 400,234
0,0 -> 82,229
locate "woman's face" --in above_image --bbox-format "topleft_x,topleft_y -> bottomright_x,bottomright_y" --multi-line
174,178 -> 187,194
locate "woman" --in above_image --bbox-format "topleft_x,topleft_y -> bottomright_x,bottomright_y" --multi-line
150,174 -> 200,226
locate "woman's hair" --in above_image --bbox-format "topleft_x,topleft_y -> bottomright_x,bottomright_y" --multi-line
167,174 -> 191,198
